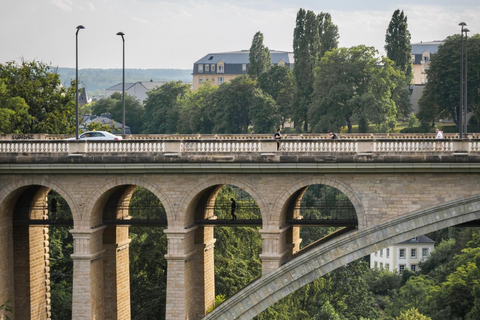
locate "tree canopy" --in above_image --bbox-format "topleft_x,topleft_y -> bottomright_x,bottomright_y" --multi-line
0,60 -> 75,134
310,45 -> 402,133
385,9 -> 413,83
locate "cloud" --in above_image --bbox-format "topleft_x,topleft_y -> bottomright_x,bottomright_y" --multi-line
51,0 -> 73,12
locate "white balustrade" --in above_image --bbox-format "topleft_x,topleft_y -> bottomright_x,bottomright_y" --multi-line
373,140 -> 452,152
0,141 -> 69,153
86,141 -> 165,153
279,141 -> 358,152
182,141 -> 261,152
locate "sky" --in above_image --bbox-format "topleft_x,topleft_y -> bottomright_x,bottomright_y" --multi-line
1,0 -> 479,70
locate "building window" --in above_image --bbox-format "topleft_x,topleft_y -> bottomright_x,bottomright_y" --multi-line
422,248 -> 429,258
385,263 -> 390,271
375,251 -> 378,256
218,65 -> 224,73
211,64 -> 215,71
411,248 -> 417,258
386,248 -> 390,258
205,65 -> 210,72
198,65 -> 203,73
242,64 -> 247,72
374,261 -> 378,268
211,77 -> 215,83
380,262 -> 383,269
380,249 -> 383,257
411,264 -> 417,272
399,264 -> 405,273
199,78 -> 203,84
399,249 -> 406,259
218,77 -> 224,85
205,77 -> 209,82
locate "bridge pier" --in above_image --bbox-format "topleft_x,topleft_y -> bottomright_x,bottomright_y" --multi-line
70,226 -> 106,320
259,226 -> 290,274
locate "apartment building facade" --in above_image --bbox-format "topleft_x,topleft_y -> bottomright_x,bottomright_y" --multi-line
192,50 -> 294,90
370,235 -> 435,273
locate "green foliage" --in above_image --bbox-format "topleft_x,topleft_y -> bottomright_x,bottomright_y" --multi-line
293,8 -> 320,132
0,60 -> 75,134
407,112 -> 420,127
48,191 -> 74,319
248,31 -> 271,79
91,92 -> 144,133
177,83 -> 216,134
317,12 -> 339,59
310,46 -> 401,133
385,9 -> 413,83
395,308 -> 431,320
206,295 -> 225,314
418,34 -> 480,126
257,66 -> 295,126
142,81 -> 190,134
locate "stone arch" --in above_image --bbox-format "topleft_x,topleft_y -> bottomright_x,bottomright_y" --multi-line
0,176 -> 78,221
175,175 -> 270,227
203,194 -> 480,320
81,176 -> 175,228
272,176 -> 366,230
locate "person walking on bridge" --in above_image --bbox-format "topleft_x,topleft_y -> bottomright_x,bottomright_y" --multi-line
230,198 -> 237,220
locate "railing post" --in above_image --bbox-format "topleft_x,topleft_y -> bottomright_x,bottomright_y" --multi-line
68,141 -> 87,154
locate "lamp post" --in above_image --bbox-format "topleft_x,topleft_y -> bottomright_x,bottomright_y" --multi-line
116,32 -> 126,136
75,25 -> 85,140
458,22 -> 466,139
463,28 -> 470,134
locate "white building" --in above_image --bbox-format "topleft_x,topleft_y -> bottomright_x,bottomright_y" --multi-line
370,235 -> 435,273
105,81 -> 166,103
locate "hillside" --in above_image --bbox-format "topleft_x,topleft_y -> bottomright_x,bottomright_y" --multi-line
56,68 -> 192,96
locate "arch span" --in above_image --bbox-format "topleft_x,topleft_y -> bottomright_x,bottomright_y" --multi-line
176,176 -> 270,227
272,176 -> 366,229
204,194 -> 480,320
81,176 -> 174,228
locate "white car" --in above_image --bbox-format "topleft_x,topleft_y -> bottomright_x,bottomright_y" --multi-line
67,131 -> 123,141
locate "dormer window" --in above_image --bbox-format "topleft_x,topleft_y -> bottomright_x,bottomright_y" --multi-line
198,65 -> 203,73
208,56 -> 214,61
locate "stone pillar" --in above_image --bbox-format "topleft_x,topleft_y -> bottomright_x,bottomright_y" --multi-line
70,226 -> 106,320
164,226 -> 198,320
194,226 -> 216,319
103,226 -> 131,320
259,226 -> 290,274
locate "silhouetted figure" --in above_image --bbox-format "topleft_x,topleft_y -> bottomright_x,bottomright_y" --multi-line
230,198 -> 237,220
328,131 -> 339,139
274,128 -> 282,139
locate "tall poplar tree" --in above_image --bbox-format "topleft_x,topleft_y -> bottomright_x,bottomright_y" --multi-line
247,31 -> 271,79
385,9 -> 413,82
293,9 -> 320,132
318,12 -> 339,59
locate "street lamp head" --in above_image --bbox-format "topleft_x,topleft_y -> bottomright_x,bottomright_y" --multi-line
116,32 -> 125,41
464,28 -> 470,34
459,22 -> 467,26
76,25 -> 85,35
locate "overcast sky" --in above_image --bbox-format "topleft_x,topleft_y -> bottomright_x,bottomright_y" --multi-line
1,0 -> 479,70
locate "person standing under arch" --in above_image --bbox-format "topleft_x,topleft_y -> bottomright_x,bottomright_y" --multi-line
230,198 -> 237,220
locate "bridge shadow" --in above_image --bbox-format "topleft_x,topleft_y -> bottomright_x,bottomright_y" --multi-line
203,194 -> 480,320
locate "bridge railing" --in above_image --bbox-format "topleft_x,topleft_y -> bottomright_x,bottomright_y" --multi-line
0,138 -> 479,154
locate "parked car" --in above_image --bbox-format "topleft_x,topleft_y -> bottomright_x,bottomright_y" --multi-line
66,131 -> 123,141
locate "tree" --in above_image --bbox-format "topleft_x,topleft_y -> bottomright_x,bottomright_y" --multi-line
310,46 -> 401,133
317,12 -> 339,59
142,81 -> 190,134
209,76 -> 280,133
91,92 -> 144,133
257,66 -> 295,127
0,60 -> 75,133
177,82 -> 216,134
395,308 -> 431,320
293,9 -> 320,132
385,9 -> 413,83
247,31 -> 271,79
418,34 -> 480,127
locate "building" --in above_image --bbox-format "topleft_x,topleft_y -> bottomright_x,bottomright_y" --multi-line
105,81 -> 166,103
192,50 -> 294,90
410,41 -> 442,113
80,113 -> 131,134
370,235 -> 435,273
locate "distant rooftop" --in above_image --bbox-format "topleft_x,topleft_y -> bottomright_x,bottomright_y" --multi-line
195,50 -> 294,65
399,235 -> 435,244
411,41 -> 443,55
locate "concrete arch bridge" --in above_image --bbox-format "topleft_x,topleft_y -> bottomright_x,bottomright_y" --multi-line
0,135 -> 479,320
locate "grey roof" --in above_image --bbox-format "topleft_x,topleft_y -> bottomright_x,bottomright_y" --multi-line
195,50 -> 294,65
411,41 -> 442,55
399,235 -> 435,244
105,81 -> 165,91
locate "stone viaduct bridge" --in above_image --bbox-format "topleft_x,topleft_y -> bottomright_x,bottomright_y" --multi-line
1,133 -> 480,320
